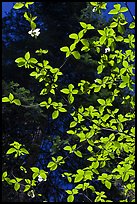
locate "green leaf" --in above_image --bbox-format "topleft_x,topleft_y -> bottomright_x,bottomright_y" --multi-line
15,57 -> 25,63
13,99 -> 21,106
116,36 -> 123,41
102,114 -> 110,122
72,51 -> 80,59
20,148 -> 29,154
74,150 -> 82,158
98,30 -> 105,35
108,9 -> 118,15
31,167 -> 39,173
105,180 -> 111,189
64,146 -> 72,152
13,2 -> 24,9
97,99 -> 105,105
94,86 -> 101,92
58,107 -> 67,112
70,121 -> 77,128
2,171 -> 7,178
24,185 -> 31,192
70,43 -> 76,51
67,195 -> 74,202
120,7 -> 128,13
110,22 -> 117,28
25,52 -> 30,61
60,46 -> 69,52
129,22 -> 135,29
14,182 -> 20,191
74,174 -> 83,183
119,82 -> 126,88
2,97 -> 10,102
31,21 -> 36,30
114,4 -> 121,10
92,161 -> 99,169
6,148 -> 16,154
52,110 -> 59,119
100,36 -> 106,44
9,93 -> 14,101
39,101 -> 47,107
69,33 -> 78,39
61,88 -> 69,94
29,58 -> 38,64
68,94 -> 74,104
80,22 -> 87,28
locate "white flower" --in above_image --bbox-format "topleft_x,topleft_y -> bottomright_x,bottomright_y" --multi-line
105,47 -> 110,53
28,28 -> 40,38
27,190 -> 35,198
92,7 -> 97,12
38,175 -> 47,182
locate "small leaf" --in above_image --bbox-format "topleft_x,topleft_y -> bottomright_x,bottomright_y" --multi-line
15,57 -> 25,63
64,146 -> 72,152
13,2 -> 24,9
120,7 -> 128,13
31,21 -> 36,30
67,195 -> 74,202
119,82 -> 126,88
105,180 -> 111,189
60,46 -> 69,52
72,51 -> 80,59
20,148 -> 29,154
31,167 -> 39,173
61,88 -> 69,94
39,101 -> 47,107
110,22 -> 117,28
69,33 -> 78,39
24,185 -> 31,192
13,99 -> 21,106
2,97 -> 10,102
6,148 -> 16,154
14,182 -> 20,191
52,110 -> 59,119
108,9 -> 118,15
29,58 -> 38,64
68,94 -> 74,104
74,174 -> 83,183
74,150 -> 82,158
70,121 -> 77,128
80,22 -> 87,28
25,52 -> 30,61
97,99 -> 105,105
9,93 -> 14,101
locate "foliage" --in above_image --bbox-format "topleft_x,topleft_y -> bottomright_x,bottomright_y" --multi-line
2,1 -> 135,202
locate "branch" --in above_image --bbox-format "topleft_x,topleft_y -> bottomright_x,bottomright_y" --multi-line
124,2 -> 135,22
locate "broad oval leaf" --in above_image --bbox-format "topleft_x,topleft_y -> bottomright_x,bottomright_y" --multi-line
6,148 -> 16,154
52,110 -> 59,119
60,46 -> 69,52
105,180 -> 111,189
31,167 -> 39,173
14,182 -> 20,191
69,33 -> 78,39
67,195 -> 74,202
2,97 -> 10,102
13,2 -> 24,9
13,99 -> 21,106
72,51 -> 80,59
25,52 -> 30,61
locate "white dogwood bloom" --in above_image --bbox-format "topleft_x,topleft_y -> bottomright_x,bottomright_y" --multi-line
38,175 -> 47,182
92,7 -> 97,12
28,28 -> 40,38
105,47 -> 110,53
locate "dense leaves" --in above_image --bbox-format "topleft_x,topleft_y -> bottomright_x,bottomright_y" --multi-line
2,1 -> 135,203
